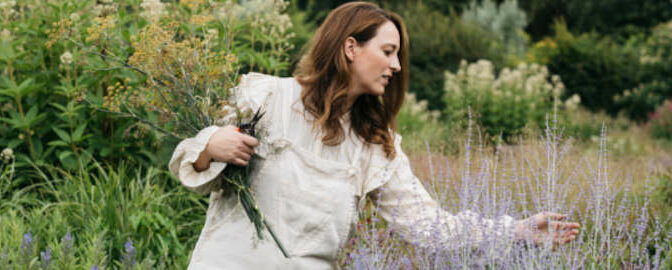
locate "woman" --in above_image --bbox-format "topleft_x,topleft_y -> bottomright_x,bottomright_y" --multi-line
169,2 -> 580,269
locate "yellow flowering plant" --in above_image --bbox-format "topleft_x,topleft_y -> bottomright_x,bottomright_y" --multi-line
47,0 -> 293,257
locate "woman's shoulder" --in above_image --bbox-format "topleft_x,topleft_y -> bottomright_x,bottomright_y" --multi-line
237,72 -> 300,98
234,73 -> 299,109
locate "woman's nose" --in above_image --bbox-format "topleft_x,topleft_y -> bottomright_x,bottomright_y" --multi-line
390,56 -> 401,72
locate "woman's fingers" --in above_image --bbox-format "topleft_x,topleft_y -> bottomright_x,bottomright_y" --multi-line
541,212 -> 567,221
237,151 -> 251,162
551,221 -> 580,230
231,157 -> 248,166
240,133 -> 259,148
237,143 -> 255,156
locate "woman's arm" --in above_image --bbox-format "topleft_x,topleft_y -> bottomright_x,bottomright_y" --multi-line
370,142 -> 579,250
169,125 -> 259,194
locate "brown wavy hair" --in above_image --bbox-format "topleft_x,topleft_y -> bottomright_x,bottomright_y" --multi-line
294,2 -> 409,160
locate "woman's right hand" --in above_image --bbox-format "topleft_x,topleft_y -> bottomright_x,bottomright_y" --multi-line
194,125 -> 259,171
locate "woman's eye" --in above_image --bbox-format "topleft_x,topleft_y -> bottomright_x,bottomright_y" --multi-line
384,50 -> 392,56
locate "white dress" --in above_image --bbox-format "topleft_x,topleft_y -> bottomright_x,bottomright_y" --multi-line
169,73 -> 517,269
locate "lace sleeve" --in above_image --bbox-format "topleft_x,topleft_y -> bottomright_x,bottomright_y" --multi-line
368,135 -> 517,251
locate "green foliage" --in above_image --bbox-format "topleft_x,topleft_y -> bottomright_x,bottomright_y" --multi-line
462,0 -> 529,62
0,0 -> 294,176
649,99 -> 672,141
397,1 -> 504,111
526,20 -> 641,116
614,21 -> 672,122
518,0 -> 672,41
443,59 -> 565,142
0,161 -> 206,269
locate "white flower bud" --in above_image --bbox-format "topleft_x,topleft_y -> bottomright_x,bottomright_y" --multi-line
60,51 -> 73,65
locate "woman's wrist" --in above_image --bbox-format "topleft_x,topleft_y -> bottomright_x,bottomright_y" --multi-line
193,144 -> 213,172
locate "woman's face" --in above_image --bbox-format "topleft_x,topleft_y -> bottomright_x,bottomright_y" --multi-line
345,21 -> 401,101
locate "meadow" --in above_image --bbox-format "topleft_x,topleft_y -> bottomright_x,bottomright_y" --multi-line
1,0 -> 672,269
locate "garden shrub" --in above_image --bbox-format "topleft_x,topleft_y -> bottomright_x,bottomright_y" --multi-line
443,59 -> 565,142
649,99 -> 672,141
614,20 -> 672,122
526,20 -> 641,116
0,0 -> 295,176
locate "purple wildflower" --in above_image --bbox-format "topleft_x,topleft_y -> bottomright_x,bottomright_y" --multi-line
20,232 -> 35,267
91,266 -> 100,270
123,240 -> 137,269
21,232 -> 33,248
41,248 -> 52,269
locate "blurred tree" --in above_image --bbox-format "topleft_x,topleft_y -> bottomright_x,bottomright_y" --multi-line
518,0 -> 672,41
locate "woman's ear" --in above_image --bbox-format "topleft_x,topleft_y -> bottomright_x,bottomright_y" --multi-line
344,36 -> 357,62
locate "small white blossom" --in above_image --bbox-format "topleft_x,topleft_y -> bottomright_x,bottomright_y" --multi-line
1,148 -> 13,163
0,1 -> 16,9
60,51 -> 73,65
140,0 -> 166,23
564,94 -> 581,110
69,13 -> 80,22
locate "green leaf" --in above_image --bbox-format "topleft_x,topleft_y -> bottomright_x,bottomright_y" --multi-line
48,141 -> 69,147
24,105 -> 38,121
52,127 -> 71,143
7,139 -> 22,149
50,102 -> 67,112
100,147 -> 111,157
58,150 -> 73,161
17,78 -> 36,96
73,123 -> 87,142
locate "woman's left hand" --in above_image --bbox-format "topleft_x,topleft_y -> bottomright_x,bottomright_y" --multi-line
514,212 -> 580,247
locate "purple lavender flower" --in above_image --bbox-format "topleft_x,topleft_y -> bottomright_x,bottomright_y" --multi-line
21,232 -> 33,248
20,232 -> 35,267
122,240 -> 137,269
41,248 -> 52,269
91,266 -> 100,270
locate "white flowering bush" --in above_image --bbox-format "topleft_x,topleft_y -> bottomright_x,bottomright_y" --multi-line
443,59 -> 566,141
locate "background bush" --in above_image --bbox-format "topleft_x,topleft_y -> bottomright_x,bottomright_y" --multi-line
443,59 -> 565,142
526,20 -> 641,116
649,99 -> 672,141
462,0 -> 529,64
518,0 -> 672,41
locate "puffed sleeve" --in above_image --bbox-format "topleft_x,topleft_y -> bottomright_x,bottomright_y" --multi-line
366,135 -> 517,251
168,72 -> 278,195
